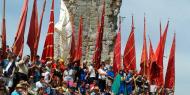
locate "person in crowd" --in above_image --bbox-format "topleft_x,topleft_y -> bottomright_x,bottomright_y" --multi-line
36,75 -> 52,94
14,55 -> 30,88
58,59 -> 65,72
97,63 -> 107,93
51,73 -> 61,89
149,80 -> 157,95
104,60 -> 111,72
106,66 -> 114,92
56,81 -> 70,95
118,70 -> 127,95
53,62 -> 63,81
45,60 -> 52,73
79,62 -> 88,84
11,83 -> 27,95
142,76 -> 150,94
136,74 -> 144,94
73,62 -> 80,82
19,80 -> 30,95
91,83 -> 100,95
3,53 -> 17,94
0,66 -> 8,95
126,70 -> 134,95
78,81 -> 86,95
33,55 -> 42,83
41,67 -> 51,84
88,62 -> 96,84
63,64 -> 75,88
36,76 -> 46,91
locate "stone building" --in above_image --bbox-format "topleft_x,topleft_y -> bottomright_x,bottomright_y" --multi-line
55,0 -> 122,63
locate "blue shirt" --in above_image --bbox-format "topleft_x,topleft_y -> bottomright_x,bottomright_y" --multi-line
107,71 -> 114,78
79,69 -> 87,81
11,90 -> 21,95
0,59 -> 9,69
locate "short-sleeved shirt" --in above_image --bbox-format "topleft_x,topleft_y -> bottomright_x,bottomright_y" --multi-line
98,68 -> 106,80
11,90 -> 21,95
36,81 -> 44,90
88,65 -> 95,78
16,60 -> 28,75
150,85 -> 157,93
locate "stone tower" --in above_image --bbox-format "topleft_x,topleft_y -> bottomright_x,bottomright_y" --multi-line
55,0 -> 122,62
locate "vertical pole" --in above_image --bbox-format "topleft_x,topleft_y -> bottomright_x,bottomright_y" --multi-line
3,0 -> 6,19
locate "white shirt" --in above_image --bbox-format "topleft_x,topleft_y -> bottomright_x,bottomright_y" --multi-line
150,84 -> 157,93
16,60 -> 28,75
42,71 -> 50,83
98,68 -> 106,80
88,65 -> 95,78
64,69 -> 74,81
36,81 -> 44,90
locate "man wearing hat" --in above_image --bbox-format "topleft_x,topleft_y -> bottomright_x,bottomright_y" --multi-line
11,83 -> 27,95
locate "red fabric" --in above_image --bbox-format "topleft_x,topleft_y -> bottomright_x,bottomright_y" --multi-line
123,16 -> 136,72
155,21 -> 169,86
41,0 -> 54,60
93,1 -> 105,70
60,63 -> 65,72
27,0 -> 38,61
52,63 -> 57,69
140,16 -> 148,77
34,0 -> 46,59
149,38 -> 159,83
12,0 -> 29,57
113,17 -> 121,75
1,18 -> 6,59
18,44 -> 24,58
69,16 -> 76,63
75,16 -> 83,61
165,34 -> 175,89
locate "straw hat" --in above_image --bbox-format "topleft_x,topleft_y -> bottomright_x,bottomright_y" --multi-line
59,59 -> 64,63
19,81 -> 30,87
16,84 -> 25,89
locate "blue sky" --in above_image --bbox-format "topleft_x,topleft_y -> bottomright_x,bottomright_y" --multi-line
0,0 -> 190,94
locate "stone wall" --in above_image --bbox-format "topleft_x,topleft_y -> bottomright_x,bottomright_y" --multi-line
59,0 -> 122,62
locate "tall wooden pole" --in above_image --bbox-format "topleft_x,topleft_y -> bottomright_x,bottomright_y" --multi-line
1,0 -> 6,58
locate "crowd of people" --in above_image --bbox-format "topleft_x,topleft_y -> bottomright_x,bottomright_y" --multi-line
0,48 -> 174,95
